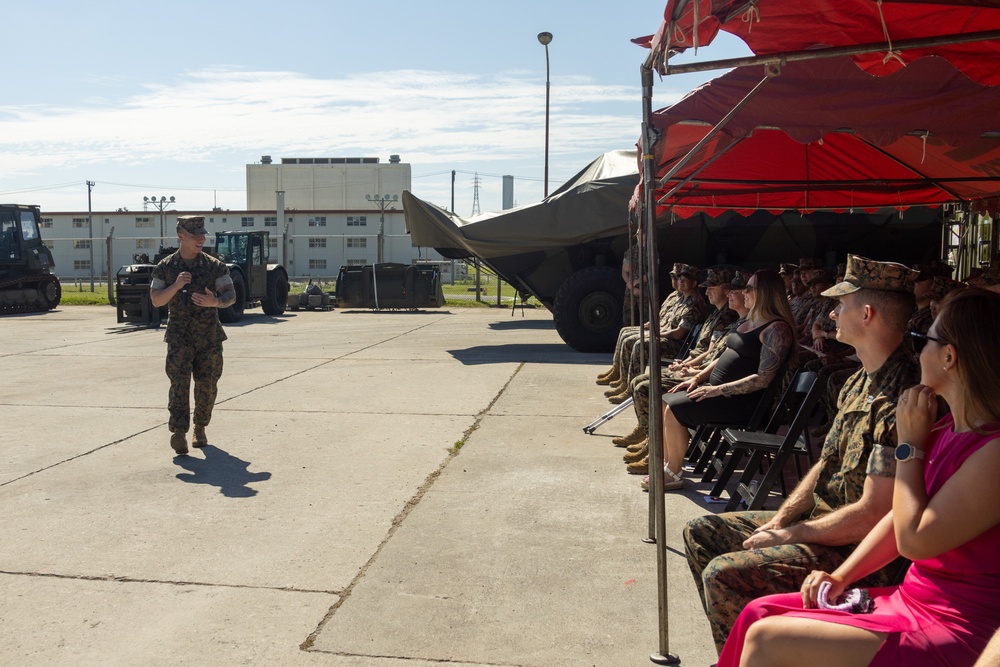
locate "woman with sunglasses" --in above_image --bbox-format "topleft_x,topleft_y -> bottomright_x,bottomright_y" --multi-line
652,269 -> 796,490
716,288 -> 1000,667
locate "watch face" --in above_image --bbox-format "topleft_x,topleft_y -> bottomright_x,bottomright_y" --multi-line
895,444 -> 913,461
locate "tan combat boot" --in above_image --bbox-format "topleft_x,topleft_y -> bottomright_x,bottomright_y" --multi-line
170,431 -> 189,456
193,426 -> 208,448
623,442 -> 648,463
625,456 -> 649,475
612,424 -> 646,447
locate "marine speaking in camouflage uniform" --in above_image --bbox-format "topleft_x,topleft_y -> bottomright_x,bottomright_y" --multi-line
682,255 -> 921,654
150,215 -> 236,456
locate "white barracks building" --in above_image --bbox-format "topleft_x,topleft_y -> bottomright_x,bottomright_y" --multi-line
38,155 -> 442,280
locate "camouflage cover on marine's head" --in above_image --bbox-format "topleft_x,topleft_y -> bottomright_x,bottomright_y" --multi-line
670,262 -> 685,276
177,215 -> 208,236
779,263 -> 798,275
700,267 -> 734,287
677,264 -> 699,280
724,270 -> 753,290
929,276 -> 966,302
822,254 -> 919,297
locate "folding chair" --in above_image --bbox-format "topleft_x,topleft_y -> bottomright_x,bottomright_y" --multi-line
715,371 -> 824,511
685,375 -> 784,480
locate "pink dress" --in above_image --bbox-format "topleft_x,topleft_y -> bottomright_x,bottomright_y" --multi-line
718,414 -> 1000,667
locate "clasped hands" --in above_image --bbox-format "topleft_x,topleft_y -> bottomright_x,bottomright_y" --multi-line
173,272 -> 221,308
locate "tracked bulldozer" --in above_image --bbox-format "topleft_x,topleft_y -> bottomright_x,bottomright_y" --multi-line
0,204 -> 61,314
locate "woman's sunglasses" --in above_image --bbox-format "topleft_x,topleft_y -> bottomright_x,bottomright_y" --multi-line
908,331 -> 948,354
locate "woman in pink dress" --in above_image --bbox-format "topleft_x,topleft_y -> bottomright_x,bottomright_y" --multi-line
717,287 -> 1000,667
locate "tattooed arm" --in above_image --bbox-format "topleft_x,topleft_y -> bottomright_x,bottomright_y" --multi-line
718,321 -> 792,397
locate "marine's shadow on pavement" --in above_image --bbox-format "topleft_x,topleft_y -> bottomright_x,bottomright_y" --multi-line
174,445 -> 272,497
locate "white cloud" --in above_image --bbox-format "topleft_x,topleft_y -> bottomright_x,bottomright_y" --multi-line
0,68 -> 641,176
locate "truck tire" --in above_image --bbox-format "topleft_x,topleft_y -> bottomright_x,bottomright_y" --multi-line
552,266 -> 624,353
219,272 -> 246,323
262,269 -> 289,316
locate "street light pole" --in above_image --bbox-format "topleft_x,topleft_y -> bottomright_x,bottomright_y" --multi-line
538,31 -> 553,198
365,194 -> 398,264
87,181 -> 95,292
144,195 -> 176,246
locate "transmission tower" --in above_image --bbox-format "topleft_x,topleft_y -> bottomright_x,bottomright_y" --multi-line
471,173 -> 482,216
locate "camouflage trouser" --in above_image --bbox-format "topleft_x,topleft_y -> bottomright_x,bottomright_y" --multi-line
631,370 -> 685,429
682,511 -> 903,654
610,326 -> 641,374
166,341 -> 224,434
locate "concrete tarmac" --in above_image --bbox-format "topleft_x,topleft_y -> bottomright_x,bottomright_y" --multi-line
0,306 -> 720,666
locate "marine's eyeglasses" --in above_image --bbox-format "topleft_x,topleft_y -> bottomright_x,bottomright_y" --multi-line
908,330 -> 948,354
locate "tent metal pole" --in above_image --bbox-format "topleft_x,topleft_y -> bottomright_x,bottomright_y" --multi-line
641,63 -> 680,667
659,29 -> 1000,76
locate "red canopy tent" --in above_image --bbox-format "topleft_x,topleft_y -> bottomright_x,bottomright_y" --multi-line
647,55 -> 1000,218
639,0 -> 1000,86
632,5 -> 1000,664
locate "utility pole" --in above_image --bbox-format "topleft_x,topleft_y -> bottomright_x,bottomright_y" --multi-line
365,193 -> 398,264
87,180 -> 95,291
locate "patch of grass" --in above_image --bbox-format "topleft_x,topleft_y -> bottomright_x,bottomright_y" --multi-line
60,283 -> 112,306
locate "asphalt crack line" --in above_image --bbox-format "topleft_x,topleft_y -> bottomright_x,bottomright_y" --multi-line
0,569 -> 340,596
299,362 -> 526,654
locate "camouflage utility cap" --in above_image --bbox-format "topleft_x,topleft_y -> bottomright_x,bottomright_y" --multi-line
972,266 -> 1000,287
670,262 -> 685,277
929,276 -> 965,302
913,259 -> 953,282
821,254 -> 918,297
677,264 -> 699,280
177,215 -> 208,236
779,263 -> 798,275
701,268 -> 734,288
724,270 -> 753,290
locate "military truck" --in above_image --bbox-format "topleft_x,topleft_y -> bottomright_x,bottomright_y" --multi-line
116,230 -> 289,324
0,204 -> 61,314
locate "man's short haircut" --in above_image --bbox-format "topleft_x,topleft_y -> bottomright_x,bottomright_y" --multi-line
854,288 -> 916,332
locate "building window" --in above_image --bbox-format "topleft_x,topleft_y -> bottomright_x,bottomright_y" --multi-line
309,259 -> 327,270
241,216 -> 255,227
74,260 -> 91,270
308,238 -> 327,248
347,258 -> 367,267
264,216 -> 277,227
136,239 -> 155,249
347,215 -> 367,227
135,217 -> 154,228
308,216 -> 327,227
268,238 -> 277,249
72,217 -> 87,228
346,237 -> 367,248
73,240 -> 92,250
41,218 -> 53,228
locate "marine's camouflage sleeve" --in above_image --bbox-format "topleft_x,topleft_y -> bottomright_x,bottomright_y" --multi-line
811,343 -> 920,517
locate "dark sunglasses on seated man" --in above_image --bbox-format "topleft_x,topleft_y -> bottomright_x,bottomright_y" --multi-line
908,330 -> 949,354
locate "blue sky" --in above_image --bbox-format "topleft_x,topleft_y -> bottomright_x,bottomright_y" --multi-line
1,1 -> 749,216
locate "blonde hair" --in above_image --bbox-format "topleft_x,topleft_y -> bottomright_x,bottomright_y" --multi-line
749,269 -> 798,365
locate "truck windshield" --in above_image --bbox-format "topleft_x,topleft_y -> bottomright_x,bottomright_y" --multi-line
19,211 -> 40,242
216,235 -> 247,263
